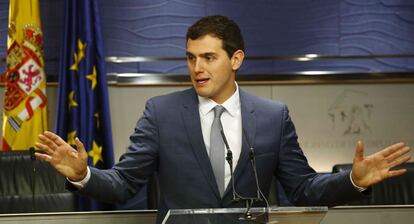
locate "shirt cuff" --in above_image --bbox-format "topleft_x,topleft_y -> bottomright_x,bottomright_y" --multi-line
67,166 -> 91,189
349,170 -> 367,192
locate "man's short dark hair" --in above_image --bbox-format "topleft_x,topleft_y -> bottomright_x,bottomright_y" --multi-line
186,15 -> 245,58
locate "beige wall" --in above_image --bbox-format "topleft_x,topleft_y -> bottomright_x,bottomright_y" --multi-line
1,83 -> 414,172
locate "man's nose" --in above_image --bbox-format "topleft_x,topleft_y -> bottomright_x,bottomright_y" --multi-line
194,59 -> 204,73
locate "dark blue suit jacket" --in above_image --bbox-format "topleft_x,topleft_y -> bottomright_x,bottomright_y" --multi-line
75,88 -> 363,222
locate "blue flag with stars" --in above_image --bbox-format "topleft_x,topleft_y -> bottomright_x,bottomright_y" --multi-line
56,0 -> 114,211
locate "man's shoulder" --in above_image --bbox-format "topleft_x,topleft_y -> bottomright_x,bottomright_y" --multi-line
240,89 -> 286,109
148,88 -> 195,105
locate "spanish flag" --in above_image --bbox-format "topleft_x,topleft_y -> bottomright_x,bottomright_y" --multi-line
2,0 -> 48,151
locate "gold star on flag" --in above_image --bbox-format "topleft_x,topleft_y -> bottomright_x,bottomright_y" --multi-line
77,39 -> 87,61
67,130 -> 77,146
88,140 -> 103,166
68,91 -> 78,108
86,66 -> 97,90
70,52 -> 79,72
70,39 -> 87,72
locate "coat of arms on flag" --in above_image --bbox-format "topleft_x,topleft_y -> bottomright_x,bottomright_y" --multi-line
2,0 -> 48,151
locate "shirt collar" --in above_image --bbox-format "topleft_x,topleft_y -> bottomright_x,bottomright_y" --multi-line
198,82 -> 240,117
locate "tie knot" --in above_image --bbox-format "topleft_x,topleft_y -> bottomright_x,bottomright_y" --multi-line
213,105 -> 225,118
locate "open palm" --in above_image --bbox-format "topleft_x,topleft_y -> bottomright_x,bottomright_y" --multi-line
35,131 -> 88,181
351,141 -> 411,188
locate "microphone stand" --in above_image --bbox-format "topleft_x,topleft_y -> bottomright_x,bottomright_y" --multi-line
220,130 -> 269,222
30,147 -> 36,212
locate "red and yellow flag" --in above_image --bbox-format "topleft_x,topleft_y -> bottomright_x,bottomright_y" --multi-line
2,0 -> 48,150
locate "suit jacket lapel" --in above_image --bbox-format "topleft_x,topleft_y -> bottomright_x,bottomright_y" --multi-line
181,89 -> 221,198
224,90 -> 256,197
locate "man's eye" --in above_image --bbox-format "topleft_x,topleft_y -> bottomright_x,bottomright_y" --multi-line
206,56 -> 215,61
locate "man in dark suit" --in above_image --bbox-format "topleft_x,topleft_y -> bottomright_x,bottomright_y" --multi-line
35,15 -> 411,223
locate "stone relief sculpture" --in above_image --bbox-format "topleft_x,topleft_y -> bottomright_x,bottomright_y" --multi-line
328,89 -> 374,135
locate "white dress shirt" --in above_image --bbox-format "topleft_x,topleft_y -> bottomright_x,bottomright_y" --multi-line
197,84 -> 242,191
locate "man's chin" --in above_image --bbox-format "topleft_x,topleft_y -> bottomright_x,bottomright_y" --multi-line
194,88 -> 210,98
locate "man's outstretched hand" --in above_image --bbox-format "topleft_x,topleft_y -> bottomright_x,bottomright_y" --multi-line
351,141 -> 411,188
35,131 -> 88,182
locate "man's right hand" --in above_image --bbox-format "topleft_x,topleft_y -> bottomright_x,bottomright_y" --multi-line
35,131 -> 88,182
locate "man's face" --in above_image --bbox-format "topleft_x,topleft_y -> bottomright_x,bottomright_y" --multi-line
186,34 -> 243,104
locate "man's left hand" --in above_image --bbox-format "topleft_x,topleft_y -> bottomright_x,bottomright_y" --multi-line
351,141 -> 411,188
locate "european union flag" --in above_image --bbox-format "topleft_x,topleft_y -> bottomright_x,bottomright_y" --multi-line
56,0 -> 114,211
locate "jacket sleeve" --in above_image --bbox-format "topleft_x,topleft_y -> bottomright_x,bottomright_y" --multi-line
275,105 -> 364,206
72,99 -> 160,204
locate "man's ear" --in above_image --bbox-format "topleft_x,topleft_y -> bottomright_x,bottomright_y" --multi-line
231,49 -> 245,71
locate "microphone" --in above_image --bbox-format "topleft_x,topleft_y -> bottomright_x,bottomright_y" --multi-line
220,129 -> 267,203
220,130 -> 238,202
242,128 -> 270,210
221,129 -> 270,221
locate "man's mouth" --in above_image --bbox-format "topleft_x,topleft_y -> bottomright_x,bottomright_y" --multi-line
196,78 -> 209,85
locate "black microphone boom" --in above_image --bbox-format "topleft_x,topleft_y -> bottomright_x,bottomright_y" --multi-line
242,128 -> 262,201
243,128 -> 269,219
221,128 -> 270,221
220,130 -> 238,201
